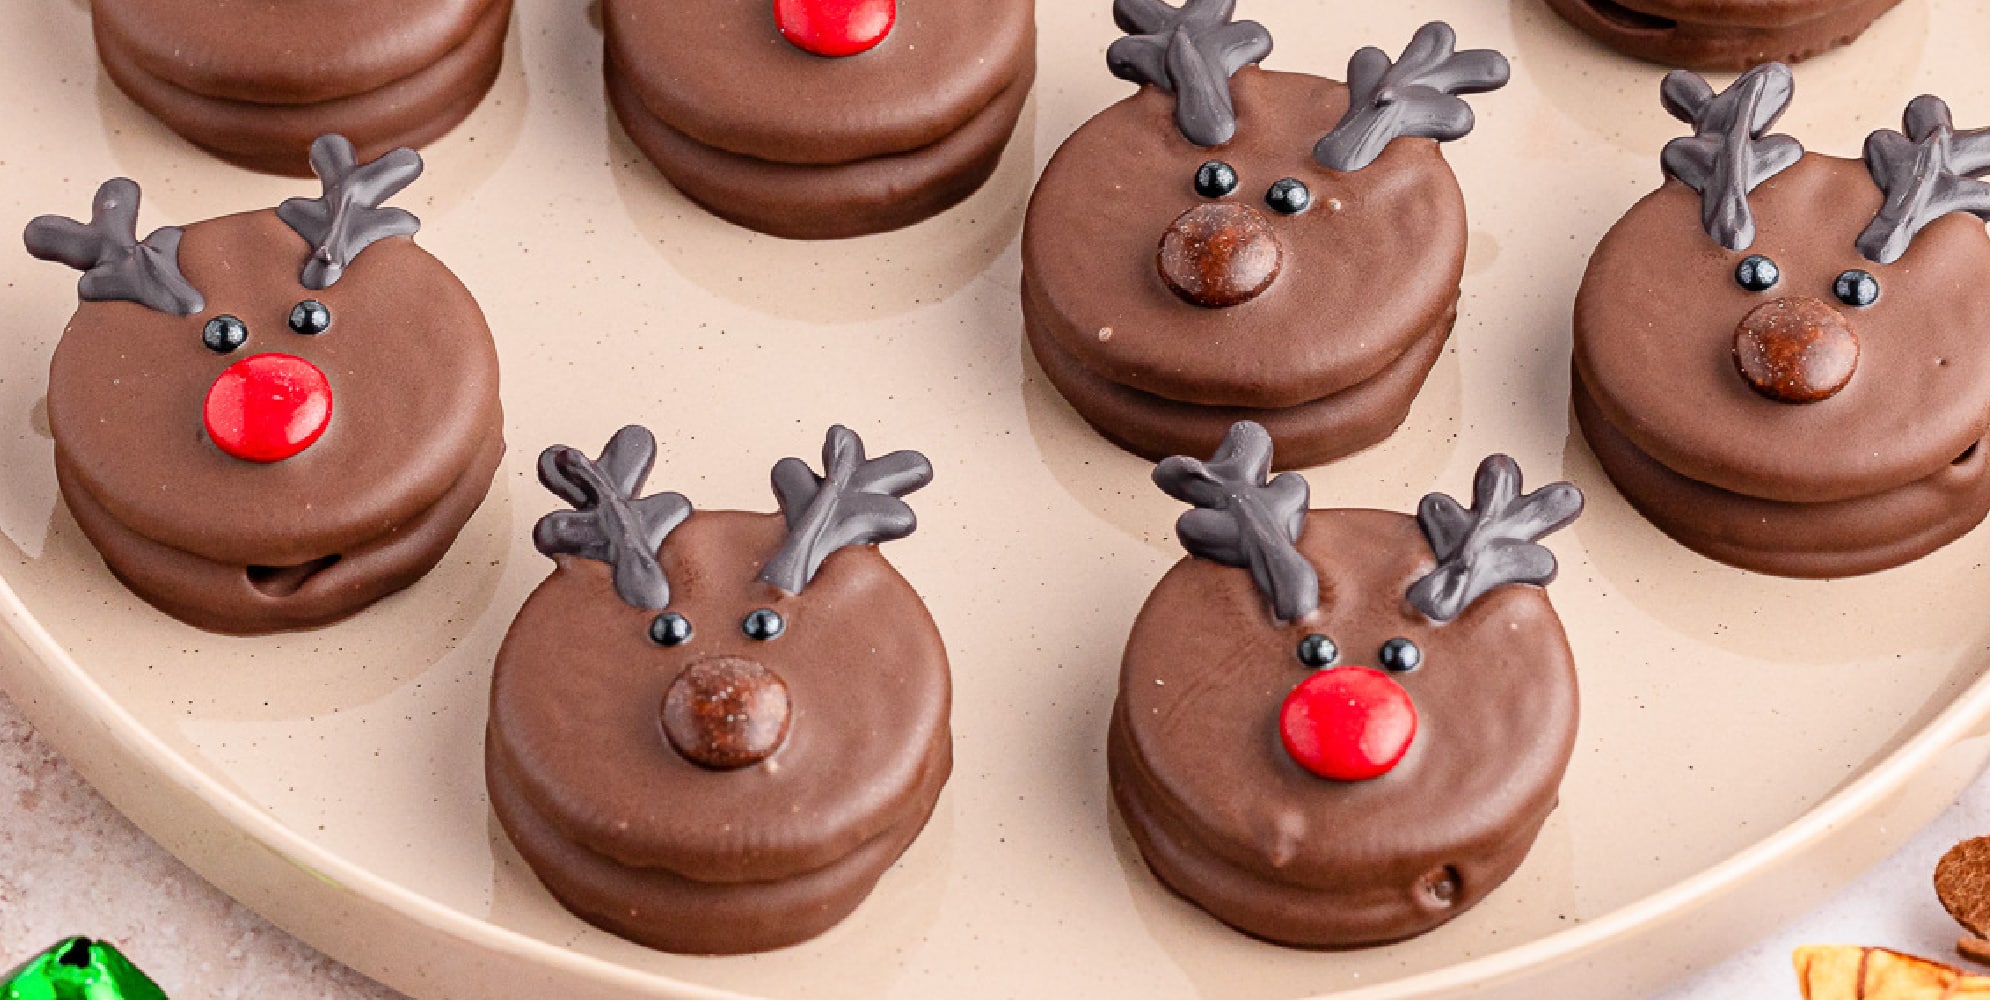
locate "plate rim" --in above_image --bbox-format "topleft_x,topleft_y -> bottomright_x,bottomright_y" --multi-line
6,560 -> 1990,999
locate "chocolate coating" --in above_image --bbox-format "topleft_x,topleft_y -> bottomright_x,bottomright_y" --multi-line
1732,297 -> 1859,403
1576,155 -> 1990,505
46,209 -> 503,632
1028,69 -> 1465,409
605,0 -> 1033,166
1540,0 -> 1907,70
1026,274 -> 1455,470
93,0 -> 510,176
1111,509 -> 1578,946
1574,375 -> 1990,577
488,510 -> 950,952
605,53 -> 1034,240
58,430 -> 503,633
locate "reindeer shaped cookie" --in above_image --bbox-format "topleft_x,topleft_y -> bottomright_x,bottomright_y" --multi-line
1023,8 -> 1509,470
1572,66 -> 1990,578
1109,421 -> 1583,946
23,134 -> 503,634
487,424 -> 951,954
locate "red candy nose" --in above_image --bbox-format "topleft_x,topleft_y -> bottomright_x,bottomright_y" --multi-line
775,0 -> 895,57
1279,667 -> 1417,782
203,353 -> 333,463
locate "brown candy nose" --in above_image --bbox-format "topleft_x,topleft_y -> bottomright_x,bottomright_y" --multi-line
661,656 -> 791,770
1156,203 -> 1284,308
1733,297 -> 1859,404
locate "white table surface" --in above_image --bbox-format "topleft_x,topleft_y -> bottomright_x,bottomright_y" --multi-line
3,684 -> 1982,1000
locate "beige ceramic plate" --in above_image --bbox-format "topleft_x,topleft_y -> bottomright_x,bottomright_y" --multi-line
5,0 -> 1990,997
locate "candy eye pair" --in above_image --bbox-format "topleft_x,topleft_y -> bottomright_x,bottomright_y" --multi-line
648,608 -> 787,647
201,299 -> 333,353
1194,160 -> 1311,215
1734,255 -> 1880,307
1295,634 -> 1421,672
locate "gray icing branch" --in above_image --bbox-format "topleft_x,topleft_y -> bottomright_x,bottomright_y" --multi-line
1856,95 -> 1990,265
1406,455 -> 1582,624
533,425 -> 691,611
757,426 -> 933,595
277,134 -> 423,290
23,178 -> 204,316
1108,0 -> 1272,147
1153,421 -> 1318,623
1658,63 -> 1804,252
1312,22 -> 1509,174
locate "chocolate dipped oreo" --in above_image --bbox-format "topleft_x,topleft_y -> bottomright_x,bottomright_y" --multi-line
93,0 -> 511,175
24,135 -> 504,634
1571,66 -> 1990,578
488,424 -> 951,954
1109,422 -> 1583,946
604,0 -> 1034,239
1022,9 -> 1509,470
1541,0 -> 1904,70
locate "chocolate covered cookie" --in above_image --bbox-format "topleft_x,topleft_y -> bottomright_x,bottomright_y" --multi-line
488,424 -> 950,954
604,0 -> 1034,239
1110,422 -> 1583,947
1023,9 -> 1508,470
1541,0 -> 1903,70
24,135 -> 504,634
1571,66 -> 1990,578
93,0 -> 511,175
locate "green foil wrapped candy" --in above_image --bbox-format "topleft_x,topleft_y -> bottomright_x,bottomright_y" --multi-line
3,938 -> 167,1000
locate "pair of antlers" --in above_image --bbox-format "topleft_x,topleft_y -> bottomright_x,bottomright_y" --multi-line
1155,422 -> 1582,624
1664,64 -> 1990,263
23,135 -> 422,315
535,425 -> 933,610
1110,4 -> 1508,171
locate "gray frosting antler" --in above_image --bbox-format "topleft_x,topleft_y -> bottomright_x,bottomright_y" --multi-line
276,134 -> 422,290
1154,422 -> 1317,623
1659,63 -> 1804,252
1108,0 -> 1273,147
1855,96 -> 1990,265
533,425 -> 692,611
757,426 -> 933,595
23,178 -> 204,316
1312,22 -> 1509,174
1406,455 -> 1582,624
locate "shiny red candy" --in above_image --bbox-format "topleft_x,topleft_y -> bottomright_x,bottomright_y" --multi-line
1279,667 -> 1417,781
203,353 -> 333,463
775,0 -> 895,57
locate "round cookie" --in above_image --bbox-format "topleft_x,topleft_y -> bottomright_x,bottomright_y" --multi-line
604,0 -> 1034,238
1021,8 -> 1506,470
1110,422 -> 1583,947
1026,275 -> 1456,467
488,426 -> 951,954
1571,65 -> 1990,577
25,136 -> 504,633
92,0 -> 510,175
1541,0 -> 1905,70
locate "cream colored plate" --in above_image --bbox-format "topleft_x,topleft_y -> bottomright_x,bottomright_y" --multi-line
5,1 -> 1990,997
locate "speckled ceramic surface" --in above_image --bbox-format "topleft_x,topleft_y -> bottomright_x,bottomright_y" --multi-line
4,1 -> 1990,998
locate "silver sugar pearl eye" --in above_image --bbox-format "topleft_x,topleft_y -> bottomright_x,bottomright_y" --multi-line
288,299 -> 332,335
202,315 -> 248,353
